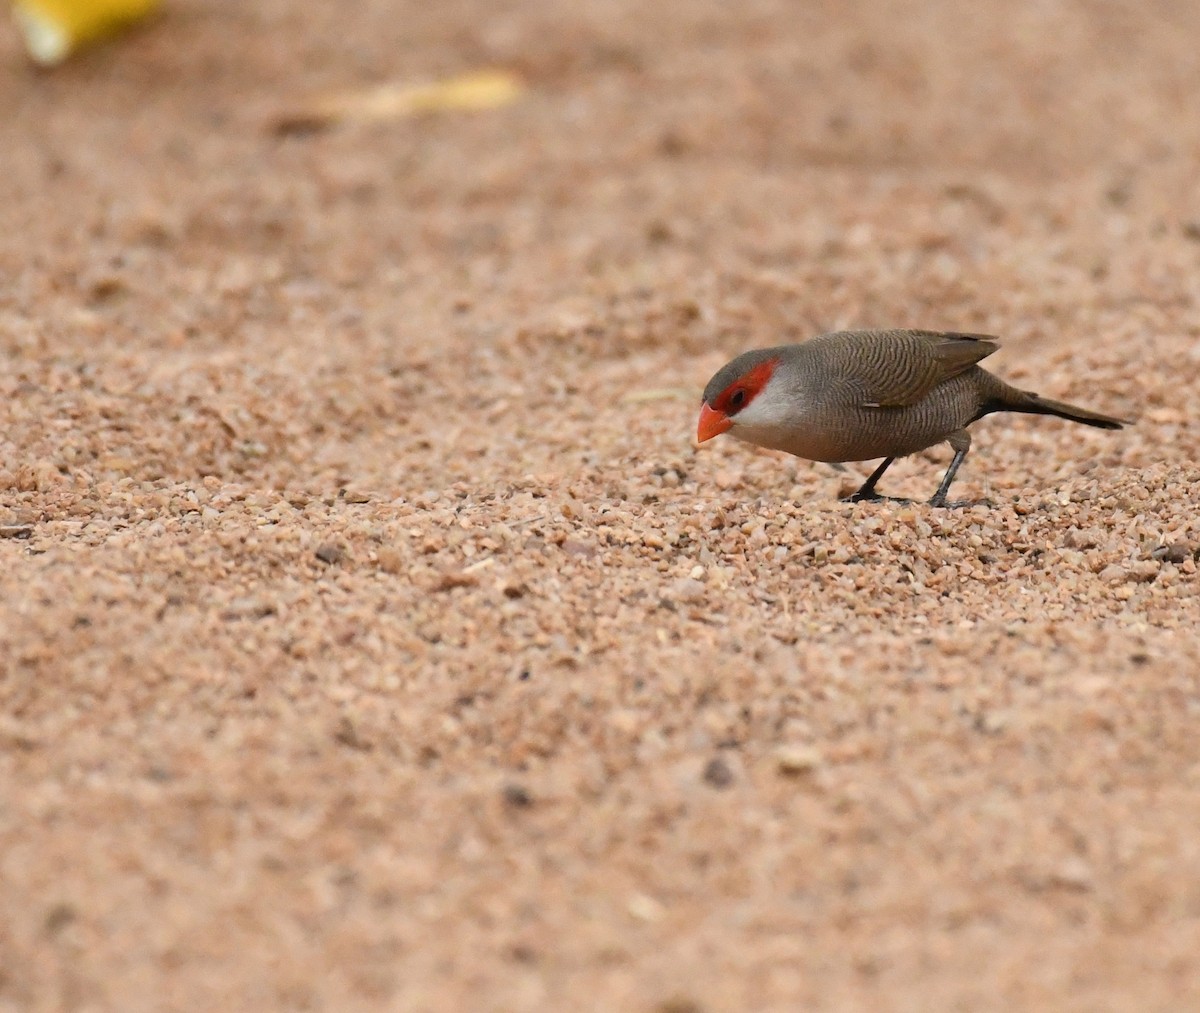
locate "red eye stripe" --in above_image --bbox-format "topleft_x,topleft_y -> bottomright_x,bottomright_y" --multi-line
711,357 -> 779,414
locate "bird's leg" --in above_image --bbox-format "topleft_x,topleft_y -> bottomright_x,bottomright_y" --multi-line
847,457 -> 897,503
929,430 -> 971,507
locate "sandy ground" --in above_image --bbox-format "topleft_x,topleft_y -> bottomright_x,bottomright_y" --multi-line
2,1 -> 1200,1009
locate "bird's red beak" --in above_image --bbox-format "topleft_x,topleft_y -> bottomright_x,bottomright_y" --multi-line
696,403 -> 733,443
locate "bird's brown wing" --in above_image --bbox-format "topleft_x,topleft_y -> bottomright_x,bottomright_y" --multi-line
856,330 -> 1000,408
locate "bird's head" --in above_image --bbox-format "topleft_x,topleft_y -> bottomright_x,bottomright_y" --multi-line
696,350 -> 784,443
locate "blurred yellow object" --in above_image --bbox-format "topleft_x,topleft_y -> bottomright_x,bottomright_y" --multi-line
12,0 -> 159,66
274,70 -> 526,133
314,70 -> 525,123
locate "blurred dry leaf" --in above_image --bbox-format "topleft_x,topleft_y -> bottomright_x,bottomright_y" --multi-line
273,69 -> 525,134
620,387 -> 692,404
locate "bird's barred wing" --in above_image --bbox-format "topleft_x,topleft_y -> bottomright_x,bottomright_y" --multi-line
856,330 -> 999,408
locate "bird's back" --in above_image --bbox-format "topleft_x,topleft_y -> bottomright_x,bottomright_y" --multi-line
804,330 -> 999,407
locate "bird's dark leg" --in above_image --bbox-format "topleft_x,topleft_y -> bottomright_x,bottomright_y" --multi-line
929,430 -> 971,508
847,457 -> 897,503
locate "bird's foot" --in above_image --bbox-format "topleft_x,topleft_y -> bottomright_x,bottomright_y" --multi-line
845,492 -> 912,505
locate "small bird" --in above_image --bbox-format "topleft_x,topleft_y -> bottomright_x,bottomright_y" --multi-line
696,329 -> 1128,506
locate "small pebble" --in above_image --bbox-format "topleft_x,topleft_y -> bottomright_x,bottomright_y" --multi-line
702,756 -> 735,789
314,544 -> 345,565
776,746 -> 823,776
669,578 -> 707,604
502,783 -> 533,809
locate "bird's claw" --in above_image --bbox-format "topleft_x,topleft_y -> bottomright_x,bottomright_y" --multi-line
845,492 -> 913,505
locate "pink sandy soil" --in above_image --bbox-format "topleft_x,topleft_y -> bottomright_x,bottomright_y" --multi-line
2,1 -> 1200,1009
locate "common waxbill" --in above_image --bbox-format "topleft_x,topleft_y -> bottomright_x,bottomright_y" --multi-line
697,329 -> 1128,506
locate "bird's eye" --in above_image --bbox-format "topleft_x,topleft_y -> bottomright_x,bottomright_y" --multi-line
729,389 -> 746,410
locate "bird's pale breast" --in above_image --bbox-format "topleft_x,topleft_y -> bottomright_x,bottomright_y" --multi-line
732,370 -> 986,463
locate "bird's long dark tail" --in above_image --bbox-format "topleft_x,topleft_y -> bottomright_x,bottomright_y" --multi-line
989,387 -> 1129,429
1014,391 -> 1128,429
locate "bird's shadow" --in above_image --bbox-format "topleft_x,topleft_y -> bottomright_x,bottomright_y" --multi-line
840,495 -> 996,510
